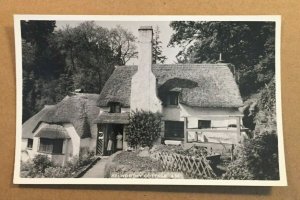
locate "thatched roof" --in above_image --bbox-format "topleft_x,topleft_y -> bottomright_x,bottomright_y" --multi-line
22,94 -> 100,139
98,64 -> 243,108
94,112 -> 129,124
35,124 -> 70,139
22,105 -> 56,139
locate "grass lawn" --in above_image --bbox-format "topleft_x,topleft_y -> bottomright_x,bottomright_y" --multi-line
111,150 -> 164,172
105,144 -> 233,179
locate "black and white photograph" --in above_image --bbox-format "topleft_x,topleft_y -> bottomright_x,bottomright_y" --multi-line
14,15 -> 286,185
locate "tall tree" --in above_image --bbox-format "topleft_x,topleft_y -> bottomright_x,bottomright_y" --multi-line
169,21 -> 275,97
54,22 -> 116,93
109,25 -> 138,65
152,26 -> 167,64
21,20 -> 66,122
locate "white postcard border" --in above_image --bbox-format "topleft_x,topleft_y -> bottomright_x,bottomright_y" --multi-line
13,15 -> 286,186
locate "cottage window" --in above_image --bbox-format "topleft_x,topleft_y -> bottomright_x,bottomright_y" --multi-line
169,92 -> 179,105
27,138 -> 33,149
109,102 -> 121,113
164,92 -> 179,106
38,138 -> 63,154
164,121 -> 184,139
198,120 -> 211,129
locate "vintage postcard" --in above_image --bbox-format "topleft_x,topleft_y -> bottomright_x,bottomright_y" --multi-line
14,15 -> 286,186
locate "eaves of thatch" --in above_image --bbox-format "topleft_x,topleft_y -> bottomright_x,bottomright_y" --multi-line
35,124 -> 71,139
98,64 -> 243,108
94,112 -> 129,124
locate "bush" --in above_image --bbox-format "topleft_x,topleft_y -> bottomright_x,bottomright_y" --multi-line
106,150 -> 164,178
44,166 -> 72,178
32,154 -> 53,173
20,160 -> 34,172
244,131 -> 279,180
223,131 -> 279,180
20,161 -> 35,178
67,150 -> 96,172
222,149 -> 254,180
126,110 -> 162,148
151,144 -> 208,158
20,151 -> 96,178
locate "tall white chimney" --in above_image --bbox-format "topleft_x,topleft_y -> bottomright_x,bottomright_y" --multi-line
130,26 -> 162,113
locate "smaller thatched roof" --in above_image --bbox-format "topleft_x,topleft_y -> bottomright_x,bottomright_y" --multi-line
98,64 -> 243,108
35,124 -> 70,139
22,93 -> 100,139
22,105 -> 56,139
94,112 -> 129,124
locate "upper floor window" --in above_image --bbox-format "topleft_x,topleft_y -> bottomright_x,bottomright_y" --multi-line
164,92 -> 179,106
198,120 -> 211,129
109,102 -> 121,113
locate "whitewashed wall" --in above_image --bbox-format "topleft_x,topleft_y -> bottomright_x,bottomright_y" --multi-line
162,104 -> 242,144
63,123 -> 80,157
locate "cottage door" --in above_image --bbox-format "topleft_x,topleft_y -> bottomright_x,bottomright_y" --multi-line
96,125 -> 105,155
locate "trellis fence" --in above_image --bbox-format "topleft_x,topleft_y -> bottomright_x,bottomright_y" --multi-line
151,152 -> 216,179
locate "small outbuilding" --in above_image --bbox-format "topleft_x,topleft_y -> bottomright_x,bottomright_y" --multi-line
21,94 -> 100,165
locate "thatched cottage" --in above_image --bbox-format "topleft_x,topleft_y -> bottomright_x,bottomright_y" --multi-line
94,26 -> 244,156
22,26 -> 244,164
22,94 -> 100,165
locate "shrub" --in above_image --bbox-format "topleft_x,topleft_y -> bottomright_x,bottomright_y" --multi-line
20,161 -> 35,178
32,154 -> 53,174
64,150 -> 96,176
44,166 -> 72,178
151,145 -> 208,158
20,160 -> 34,172
20,151 -> 96,178
244,131 -> 279,180
223,131 -> 279,180
222,149 -> 254,180
126,110 -> 162,148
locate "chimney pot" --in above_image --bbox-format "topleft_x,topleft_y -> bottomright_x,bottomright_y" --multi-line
218,53 -> 224,63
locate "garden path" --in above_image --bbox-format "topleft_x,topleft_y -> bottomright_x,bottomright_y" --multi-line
81,158 -> 108,178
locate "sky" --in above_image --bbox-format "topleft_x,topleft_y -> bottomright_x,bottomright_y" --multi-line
55,21 -> 180,65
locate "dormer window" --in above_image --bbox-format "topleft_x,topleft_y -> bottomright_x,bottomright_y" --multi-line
109,102 -> 121,113
169,92 -> 179,105
164,92 -> 179,106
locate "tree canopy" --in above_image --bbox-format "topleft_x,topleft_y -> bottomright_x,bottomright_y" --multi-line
152,26 -> 167,64
22,21 -> 138,122
109,25 -> 138,65
169,21 -> 275,97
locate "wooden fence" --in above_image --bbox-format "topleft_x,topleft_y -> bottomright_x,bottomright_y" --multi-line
151,152 -> 216,179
